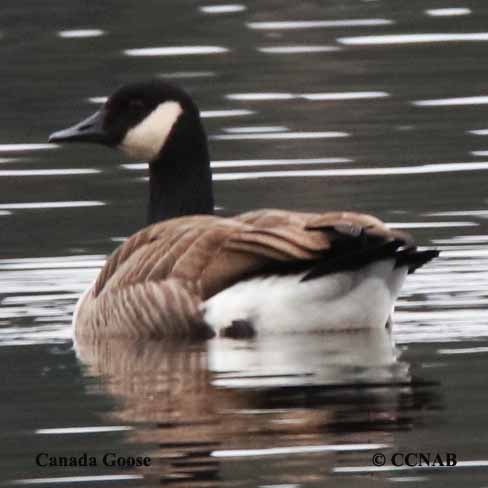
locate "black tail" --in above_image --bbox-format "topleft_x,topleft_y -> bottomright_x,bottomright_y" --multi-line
301,231 -> 439,282
395,248 -> 440,274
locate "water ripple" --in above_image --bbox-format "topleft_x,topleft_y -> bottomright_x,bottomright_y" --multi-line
0,144 -> 58,152
0,169 -> 99,176
122,158 -> 352,171
201,109 -> 255,118
338,33 -> 488,45
425,8 -> 471,17
413,96 -> 488,107
0,201 -> 104,210
210,131 -> 349,141
226,91 -> 389,101
258,45 -> 340,54
200,4 -> 246,14
124,46 -> 229,56
57,29 -> 105,38
248,19 -> 394,30
211,161 -> 488,180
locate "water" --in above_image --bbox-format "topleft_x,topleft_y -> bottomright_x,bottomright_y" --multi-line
1,0 -> 488,485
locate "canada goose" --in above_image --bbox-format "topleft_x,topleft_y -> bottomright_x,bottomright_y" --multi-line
49,80 -> 438,339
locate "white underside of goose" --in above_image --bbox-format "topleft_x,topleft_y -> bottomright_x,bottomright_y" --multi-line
203,258 -> 408,334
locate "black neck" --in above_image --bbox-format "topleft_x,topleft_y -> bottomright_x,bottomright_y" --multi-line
147,111 -> 214,224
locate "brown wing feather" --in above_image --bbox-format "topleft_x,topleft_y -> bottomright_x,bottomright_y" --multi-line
78,209 -> 411,339
76,278 -> 210,339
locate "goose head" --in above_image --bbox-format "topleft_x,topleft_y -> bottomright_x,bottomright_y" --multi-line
49,80 -> 214,223
49,80 -> 202,161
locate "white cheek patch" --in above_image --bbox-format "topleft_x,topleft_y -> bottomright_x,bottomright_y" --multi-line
119,101 -> 183,161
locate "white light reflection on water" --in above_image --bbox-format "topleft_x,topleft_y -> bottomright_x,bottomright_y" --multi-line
211,161 -> 488,180
0,269 -> 93,293
158,70 -> 216,79
87,96 -> 107,104
224,126 -> 288,133
413,96 -> 488,107
395,238 -> 488,343
122,158 -> 353,171
36,426 -> 132,434
338,33 -> 488,45
425,8 -> 471,17
0,325 -> 73,346
87,98 -> 254,119
247,19 -> 394,30
258,45 -> 340,54
0,201 -> 104,210
12,474 -> 143,485
302,91 -> 389,101
0,255 -> 105,270
3,294 -> 80,304
433,235 -> 488,245
227,93 -> 295,101
87,99 -> 255,118
0,255 -> 102,344
468,129 -> 488,135
212,443 -> 388,458
226,91 -> 389,101
210,131 -> 349,141
201,109 -> 255,118
388,222 -> 476,229
212,158 -> 352,168
57,29 -> 105,38
388,478 -> 429,483
427,209 -> 488,217
334,460 -> 488,474
438,346 -> 488,355
0,144 -> 58,151
0,169 -> 99,176
200,4 -> 246,14
124,46 -> 229,56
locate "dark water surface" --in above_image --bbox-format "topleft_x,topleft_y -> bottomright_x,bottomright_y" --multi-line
1,0 -> 488,486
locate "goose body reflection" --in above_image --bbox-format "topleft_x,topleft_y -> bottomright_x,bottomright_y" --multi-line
209,329 -> 407,388
50,80 -> 438,339
75,330 -> 438,486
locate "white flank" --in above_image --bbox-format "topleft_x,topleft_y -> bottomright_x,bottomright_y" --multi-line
203,259 -> 407,335
119,101 -> 183,161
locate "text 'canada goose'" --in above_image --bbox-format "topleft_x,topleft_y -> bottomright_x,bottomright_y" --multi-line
49,80 -> 439,340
